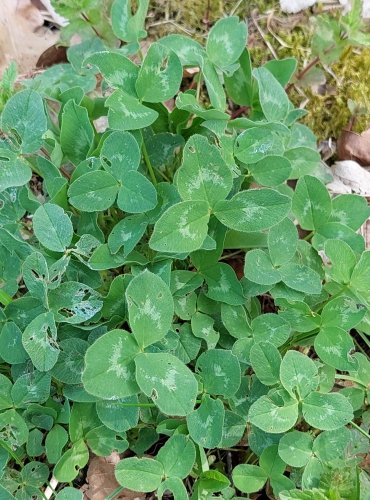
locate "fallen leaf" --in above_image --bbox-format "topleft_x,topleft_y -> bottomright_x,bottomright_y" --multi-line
36,44 -> 67,69
83,453 -> 145,500
279,0 -> 316,14
0,0 -> 59,77
327,160 -> 370,195
338,129 -> 370,166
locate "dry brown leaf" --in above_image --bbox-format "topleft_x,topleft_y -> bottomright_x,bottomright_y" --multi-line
83,453 -> 145,500
327,160 -> 370,195
338,129 -> 370,166
0,0 -> 59,77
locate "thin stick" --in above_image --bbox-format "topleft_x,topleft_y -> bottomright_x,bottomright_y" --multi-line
286,56 -> 320,91
141,133 -> 157,185
230,0 -> 245,17
251,15 -> 278,59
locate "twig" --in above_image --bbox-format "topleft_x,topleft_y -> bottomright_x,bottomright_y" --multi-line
231,106 -> 249,119
251,14 -> 278,59
141,133 -> 157,186
147,20 -> 194,36
286,56 -> 320,91
230,0 -> 245,17
286,42 -> 339,91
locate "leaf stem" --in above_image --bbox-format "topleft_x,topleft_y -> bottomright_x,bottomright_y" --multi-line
141,134 -> 157,185
303,231 -> 314,241
115,400 -> 203,408
357,330 -> 370,350
219,250 -> 243,261
106,486 -> 125,500
353,336 -> 367,357
0,289 -> 12,306
196,71 -> 202,102
350,421 -> 370,440
335,374 -> 368,389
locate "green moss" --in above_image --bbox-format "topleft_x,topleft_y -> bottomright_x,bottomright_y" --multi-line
301,48 -> 370,138
148,1 -> 369,140
148,0 -> 278,38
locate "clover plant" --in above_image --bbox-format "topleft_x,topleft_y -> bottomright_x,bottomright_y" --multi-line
0,2 -> 370,498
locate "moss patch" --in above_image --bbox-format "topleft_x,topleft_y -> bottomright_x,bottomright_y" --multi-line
148,0 -> 370,140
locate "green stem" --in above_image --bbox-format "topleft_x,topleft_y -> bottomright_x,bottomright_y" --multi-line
0,439 -> 23,466
219,250 -> 243,261
335,374 -> 368,389
303,231 -> 314,241
357,330 -> 370,350
115,400 -> 203,408
196,71 -> 202,102
0,289 -> 12,306
350,421 -> 370,440
106,486 -> 125,500
353,336 -> 367,357
141,134 -> 157,185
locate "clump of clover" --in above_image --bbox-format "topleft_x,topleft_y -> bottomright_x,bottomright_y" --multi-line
0,1 -> 369,498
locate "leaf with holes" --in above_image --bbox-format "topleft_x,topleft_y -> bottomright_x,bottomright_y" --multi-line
54,439 -> 89,482
48,282 -> 103,324
22,312 -> 59,372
